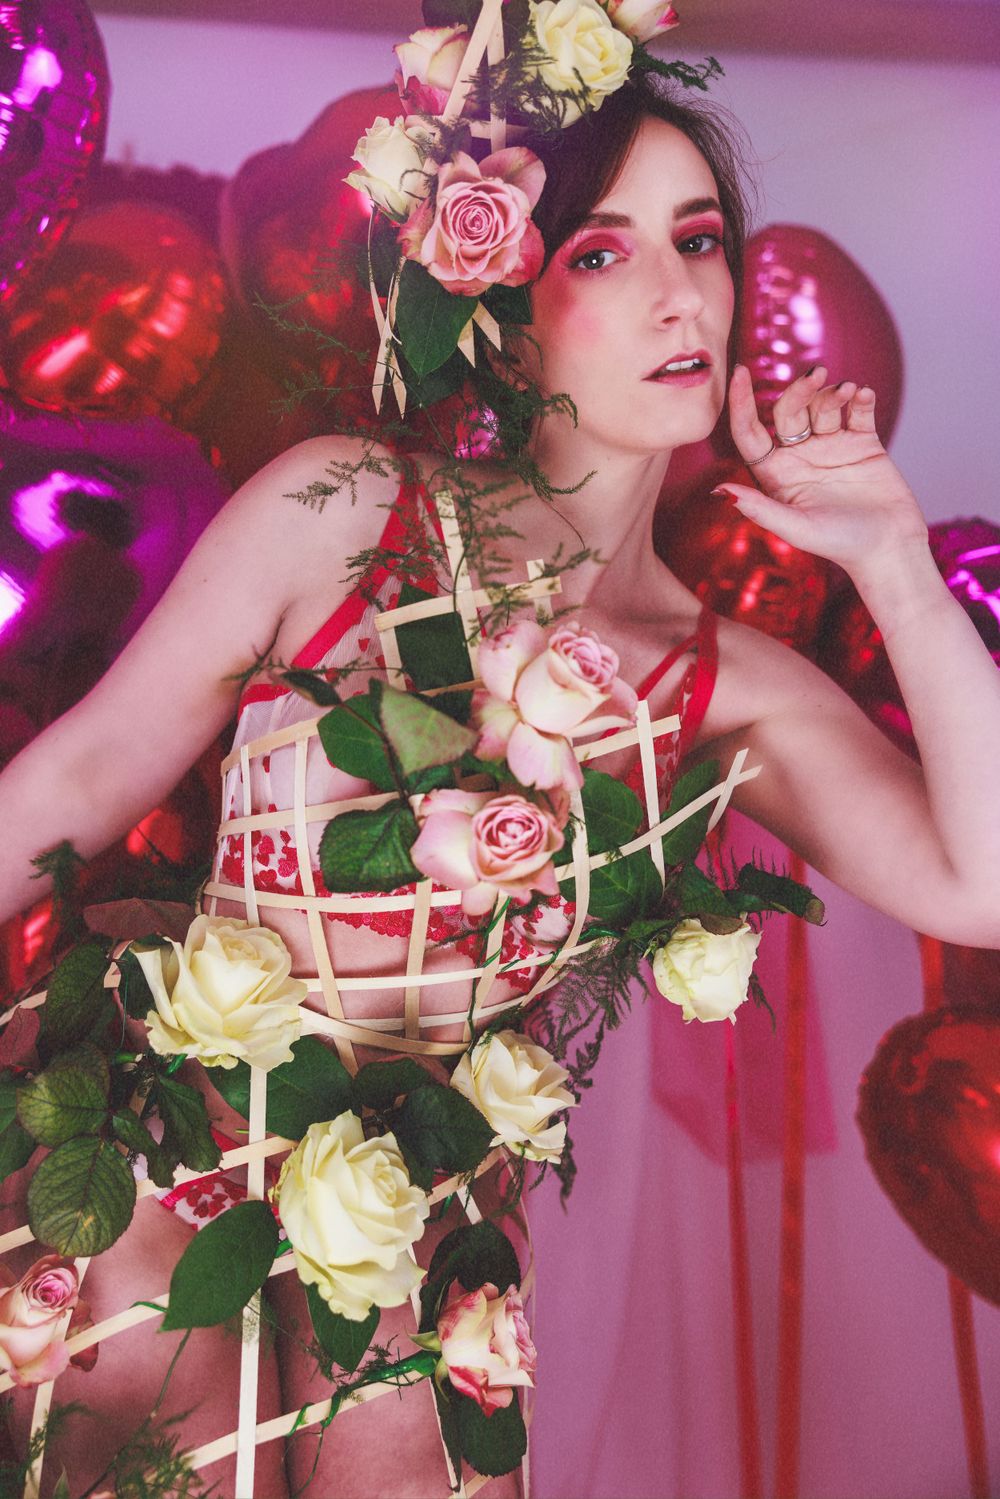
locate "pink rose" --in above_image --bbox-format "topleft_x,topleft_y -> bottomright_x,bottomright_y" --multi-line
395,24 -> 469,114
598,0 -> 680,42
436,1281 -> 536,1415
400,148 -> 546,298
410,788 -> 565,918
473,620 -> 638,791
0,1256 -> 96,1388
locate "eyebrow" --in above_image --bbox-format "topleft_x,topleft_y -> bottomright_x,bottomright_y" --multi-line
578,197 -> 725,230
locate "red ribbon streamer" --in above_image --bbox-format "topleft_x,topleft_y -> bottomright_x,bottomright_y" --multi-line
774,849 -> 809,1499
918,933 -> 991,1499
726,1003 -> 764,1499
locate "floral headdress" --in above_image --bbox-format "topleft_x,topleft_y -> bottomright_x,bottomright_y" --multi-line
344,0 -> 721,416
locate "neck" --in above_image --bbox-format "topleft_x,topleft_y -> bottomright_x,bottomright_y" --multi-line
514,419 -> 673,605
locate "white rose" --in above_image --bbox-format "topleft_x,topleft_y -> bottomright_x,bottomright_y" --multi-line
276,1113 -> 430,1322
598,0 -> 679,43
395,24 -> 469,112
529,0 -> 633,126
450,1029 -> 576,1163
651,918 -> 762,1024
135,914 -> 305,1072
344,115 -> 436,221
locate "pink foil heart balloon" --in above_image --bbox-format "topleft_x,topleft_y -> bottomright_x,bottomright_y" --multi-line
0,0 -> 109,304
857,1008 -> 1000,1306
739,224 -> 904,444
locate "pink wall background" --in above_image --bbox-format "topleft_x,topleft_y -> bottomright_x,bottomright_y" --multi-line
89,12 -> 1000,1495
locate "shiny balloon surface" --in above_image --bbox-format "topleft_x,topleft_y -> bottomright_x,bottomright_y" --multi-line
656,462 -> 830,653
739,224 -> 904,445
2,201 -> 228,416
858,1009 -> 1000,1307
0,0 -> 109,303
818,517 -> 1000,755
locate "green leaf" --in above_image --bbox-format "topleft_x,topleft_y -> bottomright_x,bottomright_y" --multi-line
207,1039 -> 355,1139
393,1086 -> 494,1192
203,1059 -> 250,1119
111,1109 -> 177,1190
396,581 -> 474,695
678,862 -> 740,918
0,1115 -> 35,1177
319,803 -> 420,894
586,852 -> 662,927
51,1471 -> 71,1499
733,865 -> 826,924
397,343 -> 469,409
264,1037 -> 355,1138
161,1200 -> 278,1331
17,1045 -> 110,1146
482,281 -> 532,325
353,1058 -> 436,1112
396,260 -> 478,377
579,769 -> 644,858
152,1074 -> 221,1173
456,1391 -> 527,1477
423,1222 -> 522,1329
27,1136 -> 136,1255
116,943 -> 162,1021
306,1284 -> 378,1372
434,1385 -> 465,1489
39,942 -> 116,1055
380,687 -> 476,777
278,667 -> 342,707
660,760 -> 720,866
16,1065 -> 107,1147
422,0 -> 481,25
317,692 -> 395,791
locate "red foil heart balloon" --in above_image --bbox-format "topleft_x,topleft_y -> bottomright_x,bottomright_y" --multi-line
857,1008 -> 1000,1306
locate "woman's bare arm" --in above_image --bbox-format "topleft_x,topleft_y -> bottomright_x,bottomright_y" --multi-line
701,365 -> 1000,948
0,434 -> 383,926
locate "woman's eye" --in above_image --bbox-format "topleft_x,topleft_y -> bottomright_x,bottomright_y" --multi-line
570,246 -> 620,272
677,231 -> 724,256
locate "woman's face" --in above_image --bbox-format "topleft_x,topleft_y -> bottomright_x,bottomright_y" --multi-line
522,116 -> 735,458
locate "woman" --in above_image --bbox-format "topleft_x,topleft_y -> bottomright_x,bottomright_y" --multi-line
1,73 -> 998,1497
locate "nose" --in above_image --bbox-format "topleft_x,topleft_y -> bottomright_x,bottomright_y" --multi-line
651,247 -> 706,325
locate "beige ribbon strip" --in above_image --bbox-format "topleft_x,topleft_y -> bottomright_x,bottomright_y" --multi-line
405,880 -> 433,1040
441,0 -> 505,125
234,1065 -> 268,1495
635,698 -> 666,887
240,744 -> 259,928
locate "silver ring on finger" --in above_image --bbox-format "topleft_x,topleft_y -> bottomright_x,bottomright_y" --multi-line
776,424 -> 812,446
745,441 -> 775,467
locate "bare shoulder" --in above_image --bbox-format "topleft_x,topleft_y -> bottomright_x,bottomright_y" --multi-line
694,610 -> 856,753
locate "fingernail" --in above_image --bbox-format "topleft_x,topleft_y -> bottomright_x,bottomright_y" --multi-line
710,487 -> 740,505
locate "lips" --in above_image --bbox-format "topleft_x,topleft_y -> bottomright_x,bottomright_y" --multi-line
645,348 -> 712,379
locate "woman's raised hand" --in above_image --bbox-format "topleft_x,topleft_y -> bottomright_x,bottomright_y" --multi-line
719,363 -> 929,580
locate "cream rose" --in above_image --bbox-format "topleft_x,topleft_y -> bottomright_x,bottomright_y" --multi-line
651,918 -> 762,1023
435,1282 -> 536,1415
345,115 -> 436,221
598,0 -> 679,42
395,24 -> 469,114
529,0 -> 633,125
0,1256 -> 95,1388
135,914 -> 305,1072
276,1112 -> 430,1322
450,1029 -> 575,1162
